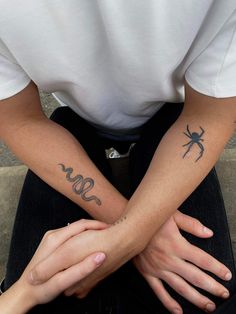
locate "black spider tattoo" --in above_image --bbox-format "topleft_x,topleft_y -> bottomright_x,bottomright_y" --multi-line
182,125 -> 205,162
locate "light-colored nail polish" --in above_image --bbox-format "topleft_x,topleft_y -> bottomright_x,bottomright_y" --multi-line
205,303 -> 216,312
225,272 -> 232,281
94,253 -> 106,265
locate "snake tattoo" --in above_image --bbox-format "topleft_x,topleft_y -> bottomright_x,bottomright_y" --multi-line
58,164 -> 102,206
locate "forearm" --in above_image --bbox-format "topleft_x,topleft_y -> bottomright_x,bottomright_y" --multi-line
2,116 -> 126,223
117,84 -> 236,250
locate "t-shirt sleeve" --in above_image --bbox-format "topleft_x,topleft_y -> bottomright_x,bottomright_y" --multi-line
0,40 -> 31,100
185,9 -> 236,98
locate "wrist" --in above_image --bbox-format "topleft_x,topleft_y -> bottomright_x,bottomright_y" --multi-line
0,281 -> 36,314
109,215 -> 147,257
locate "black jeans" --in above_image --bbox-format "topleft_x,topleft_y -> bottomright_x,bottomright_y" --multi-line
4,103 -> 236,313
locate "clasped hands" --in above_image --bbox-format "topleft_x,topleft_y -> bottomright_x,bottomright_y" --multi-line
19,211 -> 232,314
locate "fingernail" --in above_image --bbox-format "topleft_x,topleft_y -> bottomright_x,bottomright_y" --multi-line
94,253 -> 106,265
205,303 -> 216,312
222,291 -> 230,299
225,272 -> 232,281
203,227 -> 213,235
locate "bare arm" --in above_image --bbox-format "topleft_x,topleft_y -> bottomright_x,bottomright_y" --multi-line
30,80 -> 236,289
117,80 -> 236,248
2,80 -> 235,313
0,81 -> 127,223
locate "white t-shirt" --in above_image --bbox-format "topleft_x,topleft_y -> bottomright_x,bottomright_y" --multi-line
0,0 -> 236,131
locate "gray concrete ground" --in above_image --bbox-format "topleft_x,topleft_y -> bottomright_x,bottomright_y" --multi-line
215,149 -> 236,259
0,92 -> 59,167
0,92 -> 236,280
0,166 -> 27,277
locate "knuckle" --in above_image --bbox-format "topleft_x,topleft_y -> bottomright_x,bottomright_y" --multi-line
190,219 -> 201,232
191,276 -> 203,288
43,230 -> 54,240
175,284 -> 187,296
198,256 -> 212,269
158,270 -> 168,281
32,267 -> 43,283
159,270 -> 170,281
205,279 -> 221,296
44,232 -> 57,247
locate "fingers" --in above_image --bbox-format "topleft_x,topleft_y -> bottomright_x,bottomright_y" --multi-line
28,219 -> 107,285
173,211 -> 213,238
143,273 -> 183,314
64,279 -> 96,298
63,276 -> 94,297
64,283 -> 81,297
64,267 -> 106,297
161,271 -> 217,312
183,242 -> 232,282
171,258 -> 230,299
46,252 -> 106,298
34,219 -> 108,262
43,219 -> 108,248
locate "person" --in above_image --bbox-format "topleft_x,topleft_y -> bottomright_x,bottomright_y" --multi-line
0,0 -> 236,313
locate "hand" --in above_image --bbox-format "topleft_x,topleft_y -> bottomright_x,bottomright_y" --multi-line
133,210 -> 232,314
0,220 -> 108,314
28,220 -> 138,298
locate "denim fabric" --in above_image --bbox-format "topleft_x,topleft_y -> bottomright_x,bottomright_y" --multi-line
4,103 -> 236,313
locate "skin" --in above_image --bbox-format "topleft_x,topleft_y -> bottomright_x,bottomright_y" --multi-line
0,80 -> 235,313
66,211 -> 230,313
58,163 -> 102,205
28,81 -> 236,313
0,220 -> 108,314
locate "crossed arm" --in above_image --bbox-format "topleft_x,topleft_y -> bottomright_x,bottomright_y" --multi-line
0,79 -> 236,313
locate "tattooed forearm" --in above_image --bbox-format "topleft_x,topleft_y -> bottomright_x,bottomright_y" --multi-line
113,216 -> 127,226
182,125 -> 205,162
58,164 -> 102,206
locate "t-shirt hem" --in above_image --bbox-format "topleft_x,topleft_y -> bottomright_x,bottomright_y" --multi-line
185,70 -> 236,98
0,75 -> 31,100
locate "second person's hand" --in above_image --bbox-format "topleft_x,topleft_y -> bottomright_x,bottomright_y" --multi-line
0,219 -> 108,314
